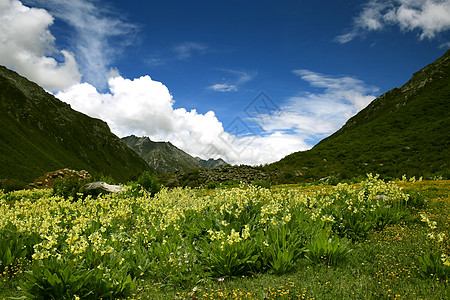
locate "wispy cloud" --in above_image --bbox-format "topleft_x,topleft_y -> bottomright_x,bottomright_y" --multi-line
207,69 -> 257,92
144,56 -> 166,67
173,42 -> 207,60
440,41 -> 450,48
207,83 -> 238,92
261,70 -> 378,141
223,69 -> 257,85
337,0 -> 450,43
27,0 -> 138,89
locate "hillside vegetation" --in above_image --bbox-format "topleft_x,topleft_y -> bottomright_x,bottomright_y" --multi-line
269,50 -> 450,182
0,66 -> 152,184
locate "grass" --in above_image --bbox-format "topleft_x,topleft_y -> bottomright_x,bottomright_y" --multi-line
269,50 -> 450,183
0,179 -> 449,300
0,65 -> 151,183
136,180 -> 450,299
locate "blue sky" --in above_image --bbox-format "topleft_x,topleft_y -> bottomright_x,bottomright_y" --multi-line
1,0 -> 449,164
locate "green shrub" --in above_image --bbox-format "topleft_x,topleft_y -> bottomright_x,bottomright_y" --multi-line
98,175 -> 116,185
405,190 -> 426,208
305,229 -> 352,267
259,226 -> 305,274
20,256 -> 135,300
0,225 -> 29,277
251,180 -> 271,189
137,171 -> 161,196
220,180 -> 240,188
417,252 -> 450,280
198,237 -> 258,277
53,176 -> 84,201
206,182 -> 217,189
20,259 -> 92,300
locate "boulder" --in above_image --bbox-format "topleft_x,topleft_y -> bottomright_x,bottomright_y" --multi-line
81,181 -> 125,194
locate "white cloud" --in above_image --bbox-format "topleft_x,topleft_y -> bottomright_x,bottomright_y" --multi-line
0,0 -> 81,90
334,32 -> 358,44
145,56 -> 166,67
259,70 -> 378,141
208,69 -> 257,93
0,0 -> 298,165
388,0 -> 450,39
27,0 -> 137,89
355,0 -> 387,31
224,69 -> 257,85
173,42 -> 207,60
56,75 -> 297,165
55,76 -> 239,163
207,83 -> 238,92
56,70 -> 377,166
440,41 -> 450,48
337,0 -> 450,43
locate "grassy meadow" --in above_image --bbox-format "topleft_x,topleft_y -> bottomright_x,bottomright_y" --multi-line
0,175 -> 449,299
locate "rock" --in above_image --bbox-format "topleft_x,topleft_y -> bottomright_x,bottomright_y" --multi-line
319,176 -> 330,182
81,181 -> 125,194
31,169 -> 92,189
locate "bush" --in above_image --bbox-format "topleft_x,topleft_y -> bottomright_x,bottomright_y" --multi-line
0,225 -> 29,276
19,256 -> 135,300
305,229 -> 352,267
137,171 -> 161,196
220,180 -> 240,188
251,180 -> 271,189
206,182 -> 217,190
418,253 -> 450,280
53,176 -> 85,201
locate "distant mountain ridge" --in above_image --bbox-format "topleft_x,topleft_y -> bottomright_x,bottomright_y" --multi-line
121,135 -> 228,173
0,65 -> 152,183
195,157 -> 228,168
269,49 -> 450,181
122,135 -> 202,173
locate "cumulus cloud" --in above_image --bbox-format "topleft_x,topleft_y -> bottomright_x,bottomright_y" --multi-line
260,70 -> 378,142
337,0 -> 450,43
0,0 -> 81,90
56,75 -> 305,165
56,70 -> 377,165
54,75 -> 305,165
27,0 -> 137,89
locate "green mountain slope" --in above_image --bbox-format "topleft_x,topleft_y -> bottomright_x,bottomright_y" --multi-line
269,50 -> 450,181
122,135 -> 205,173
0,66 -> 152,183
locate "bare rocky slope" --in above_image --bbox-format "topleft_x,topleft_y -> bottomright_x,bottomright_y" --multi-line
122,135 -> 228,173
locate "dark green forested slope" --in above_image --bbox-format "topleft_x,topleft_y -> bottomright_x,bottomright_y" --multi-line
0,66 -> 152,183
269,50 -> 450,181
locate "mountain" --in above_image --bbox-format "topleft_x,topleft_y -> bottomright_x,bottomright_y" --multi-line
121,135 -> 204,173
269,50 -> 450,181
0,66 -> 152,184
196,157 -> 228,168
